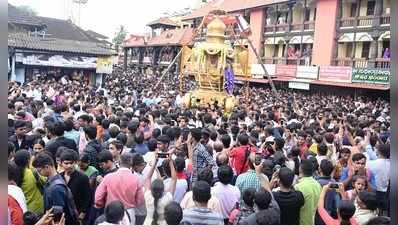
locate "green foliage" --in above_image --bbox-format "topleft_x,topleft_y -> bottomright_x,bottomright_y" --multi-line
17,5 -> 37,16
112,25 -> 127,52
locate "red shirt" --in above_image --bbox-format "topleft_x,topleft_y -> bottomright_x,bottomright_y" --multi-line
8,195 -> 23,225
229,145 -> 257,175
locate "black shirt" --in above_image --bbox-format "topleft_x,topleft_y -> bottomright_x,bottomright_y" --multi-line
61,170 -> 91,214
273,190 -> 304,225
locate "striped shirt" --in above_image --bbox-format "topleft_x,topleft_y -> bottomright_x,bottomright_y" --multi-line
182,207 -> 224,225
235,170 -> 261,195
192,143 -> 216,183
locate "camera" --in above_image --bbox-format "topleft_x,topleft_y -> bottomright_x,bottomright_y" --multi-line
157,152 -> 169,159
330,183 -> 339,189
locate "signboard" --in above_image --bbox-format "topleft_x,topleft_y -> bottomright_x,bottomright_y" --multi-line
96,57 -> 113,74
296,66 -> 319,79
251,64 -> 276,78
351,68 -> 390,84
289,81 -> 310,90
276,65 -> 297,77
19,53 -> 97,69
319,66 -> 352,82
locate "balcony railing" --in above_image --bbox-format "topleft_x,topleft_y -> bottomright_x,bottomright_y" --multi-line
357,16 -> 373,26
334,58 -> 391,69
263,57 -> 309,65
380,14 -> 390,25
375,58 -> 391,69
290,23 -> 302,31
340,17 -> 355,27
303,21 -> 315,30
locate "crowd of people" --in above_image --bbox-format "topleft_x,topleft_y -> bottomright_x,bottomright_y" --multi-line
8,64 -> 391,225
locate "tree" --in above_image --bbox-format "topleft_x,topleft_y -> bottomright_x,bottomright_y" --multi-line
112,25 -> 127,53
17,5 -> 37,16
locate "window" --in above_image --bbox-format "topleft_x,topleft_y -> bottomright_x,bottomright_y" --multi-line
346,43 -> 353,57
361,42 -> 371,59
350,3 -> 357,17
367,0 -> 376,15
305,8 -> 311,21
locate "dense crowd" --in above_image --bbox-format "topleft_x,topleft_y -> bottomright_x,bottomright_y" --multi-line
8,64 -> 390,225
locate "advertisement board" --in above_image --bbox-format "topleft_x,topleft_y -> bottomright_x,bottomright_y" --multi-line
251,64 -> 276,79
319,66 -> 352,82
351,68 -> 390,85
288,81 -> 310,90
19,53 -> 97,69
96,57 -> 113,74
296,66 -> 319,79
276,65 -> 297,77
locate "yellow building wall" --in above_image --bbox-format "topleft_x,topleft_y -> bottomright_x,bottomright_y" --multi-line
264,45 -> 275,57
342,2 -> 351,18
278,44 -> 284,57
337,43 -> 346,58
355,42 -> 363,58
292,5 -> 303,24
359,0 -> 368,16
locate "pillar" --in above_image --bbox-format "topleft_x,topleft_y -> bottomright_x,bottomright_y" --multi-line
287,3 -> 294,31
312,0 -> 339,66
369,39 -> 378,67
248,8 -> 266,64
372,0 -> 383,26
123,48 -> 127,71
10,54 -> 16,81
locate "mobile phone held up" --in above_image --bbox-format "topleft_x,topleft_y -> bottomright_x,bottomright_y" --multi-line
157,152 -> 169,159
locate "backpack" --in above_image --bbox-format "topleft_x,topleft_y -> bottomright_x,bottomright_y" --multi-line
47,178 -> 79,224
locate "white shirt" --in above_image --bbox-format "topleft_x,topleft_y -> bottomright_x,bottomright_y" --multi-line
367,158 -> 390,192
8,185 -> 28,213
211,182 -> 241,218
164,178 -> 188,203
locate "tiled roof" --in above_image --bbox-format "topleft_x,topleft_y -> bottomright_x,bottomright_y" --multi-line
8,33 -> 116,56
183,0 -> 289,20
147,17 -> 179,27
85,30 -> 109,40
123,35 -> 147,47
147,28 -> 194,46
8,4 -> 44,27
36,17 -> 99,42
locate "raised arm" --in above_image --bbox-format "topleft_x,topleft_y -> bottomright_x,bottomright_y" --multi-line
145,152 -> 159,190
167,157 -> 177,196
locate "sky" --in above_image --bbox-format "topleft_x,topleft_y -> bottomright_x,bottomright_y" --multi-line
8,0 -> 202,40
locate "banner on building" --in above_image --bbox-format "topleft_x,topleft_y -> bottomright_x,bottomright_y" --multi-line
288,81 -> 310,90
351,68 -> 390,85
296,66 -> 319,79
251,64 -> 276,78
276,65 -> 297,77
18,53 -> 97,69
96,57 -> 113,74
319,66 -> 352,82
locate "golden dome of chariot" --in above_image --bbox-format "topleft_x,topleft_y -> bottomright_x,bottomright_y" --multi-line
206,17 -> 226,44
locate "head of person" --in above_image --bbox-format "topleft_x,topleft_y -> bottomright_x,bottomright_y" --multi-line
108,140 -> 123,159
198,167 -> 214,185
32,152 -> 55,177
109,125 -> 120,139
33,139 -> 45,155
319,159 -> 334,177
299,159 -> 314,177
217,165 -> 233,185
60,149 -> 78,174
242,188 -> 256,208
63,118 -> 75,132
317,143 -> 328,156
213,141 -> 224,153
8,141 -> 16,160
78,114 -> 91,128
104,201 -> 126,224
337,200 -> 356,225
254,188 -> 272,210
8,161 -> 22,186
297,131 -> 307,146
352,153 -> 367,171
278,167 -> 295,189
132,153 -> 146,174
14,120 -> 26,137
220,134 -> 231,149
216,153 -> 229,167
157,135 -> 170,151
97,150 -> 114,171
116,132 -> 128,146
377,143 -> 390,159
192,180 -> 211,205
190,128 -> 202,143
352,175 -> 368,193
78,154 -> 91,171
119,152 -> 132,169
147,138 -> 158,152
164,201 -> 183,225
356,191 -> 378,211
14,149 -> 31,170
340,148 -> 351,162
83,125 -> 97,141
174,156 -> 185,173
134,132 -> 145,145
237,133 -> 249,146
151,179 -> 165,224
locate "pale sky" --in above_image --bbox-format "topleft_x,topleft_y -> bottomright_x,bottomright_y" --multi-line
8,0 -> 201,40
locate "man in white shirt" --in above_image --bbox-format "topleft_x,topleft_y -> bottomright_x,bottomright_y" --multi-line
8,162 -> 28,213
